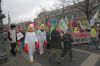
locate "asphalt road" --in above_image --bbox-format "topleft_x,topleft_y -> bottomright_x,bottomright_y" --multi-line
0,40 -> 100,66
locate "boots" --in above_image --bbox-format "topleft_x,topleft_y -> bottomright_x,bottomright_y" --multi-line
29,56 -> 36,63
10,49 -> 16,56
40,50 -> 44,56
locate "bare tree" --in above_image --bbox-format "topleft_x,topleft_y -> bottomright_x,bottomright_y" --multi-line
39,7 -> 49,24
53,3 -> 61,19
73,0 -> 100,23
58,0 -> 100,23
58,0 -> 72,18
41,7 -> 48,17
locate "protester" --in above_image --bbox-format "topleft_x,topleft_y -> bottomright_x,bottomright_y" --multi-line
36,24 -> 46,55
24,24 -> 38,63
49,25 -> 62,64
20,28 -> 25,49
9,24 -> 17,56
90,26 -> 98,49
74,27 -> 80,33
61,30 -> 74,62
16,26 -> 22,53
60,29 -> 64,48
16,27 -> 25,52
90,26 -> 97,38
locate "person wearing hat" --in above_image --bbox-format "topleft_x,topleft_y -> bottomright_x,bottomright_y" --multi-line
24,24 -> 38,63
61,29 -> 74,62
36,24 -> 46,55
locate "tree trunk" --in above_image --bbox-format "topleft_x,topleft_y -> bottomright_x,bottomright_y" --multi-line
86,11 -> 90,24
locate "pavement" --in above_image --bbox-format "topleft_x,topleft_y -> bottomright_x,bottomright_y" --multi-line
0,40 -> 100,66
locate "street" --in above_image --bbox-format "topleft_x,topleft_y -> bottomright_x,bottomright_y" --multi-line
0,40 -> 100,66
0,0 -> 100,66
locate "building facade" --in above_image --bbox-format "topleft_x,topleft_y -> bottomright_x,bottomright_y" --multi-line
38,0 -> 100,21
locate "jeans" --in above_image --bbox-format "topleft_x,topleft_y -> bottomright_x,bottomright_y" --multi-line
10,43 -> 16,56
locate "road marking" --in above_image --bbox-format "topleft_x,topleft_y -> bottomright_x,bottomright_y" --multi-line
73,48 -> 100,66
72,48 -> 91,54
80,54 -> 100,66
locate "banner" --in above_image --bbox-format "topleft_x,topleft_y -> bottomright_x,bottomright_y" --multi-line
72,32 -> 91,44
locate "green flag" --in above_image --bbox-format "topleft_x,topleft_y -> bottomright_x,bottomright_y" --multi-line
37,20 -> 41,28
82,18 -> 86,28
59,18 -> 67,33
50,20 -> 55,32
65,16 -> 69,27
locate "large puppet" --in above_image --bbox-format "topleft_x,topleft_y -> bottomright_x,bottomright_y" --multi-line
24,24 -> 38,63
36,24 -> 46,55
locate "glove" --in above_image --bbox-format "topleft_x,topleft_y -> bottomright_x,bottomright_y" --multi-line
23,44 -> 28,53
44,40 -> 47,47
35,41 -> 39,49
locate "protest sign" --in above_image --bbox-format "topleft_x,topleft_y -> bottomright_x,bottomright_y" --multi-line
72,32 -> 91,44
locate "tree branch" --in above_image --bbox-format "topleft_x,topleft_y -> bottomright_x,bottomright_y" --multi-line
72,0 -> 86,13
73,0 -> 86,8
75,7 -> 86,13
89,3 -> 100,11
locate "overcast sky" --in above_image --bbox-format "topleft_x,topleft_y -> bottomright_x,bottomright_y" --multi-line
1,0 -> 59,24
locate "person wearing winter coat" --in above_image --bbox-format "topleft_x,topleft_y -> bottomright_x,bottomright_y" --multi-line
24,24 -> 38,63
90,26 -> 98,49
49,25 -> 62,63
61,30 -> 74,61
36,24 -> 46,55
90,26 -> 97,38
20,29 -> 25,49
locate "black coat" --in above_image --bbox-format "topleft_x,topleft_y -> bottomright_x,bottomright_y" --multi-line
62,33 -> 73,47
62,33 -> 73,43
50,29 -> 62,49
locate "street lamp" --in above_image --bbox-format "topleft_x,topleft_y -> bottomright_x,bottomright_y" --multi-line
0,0 -> 7,64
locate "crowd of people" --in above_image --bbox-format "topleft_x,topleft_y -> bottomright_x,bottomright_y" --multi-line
2,23 -> 100,64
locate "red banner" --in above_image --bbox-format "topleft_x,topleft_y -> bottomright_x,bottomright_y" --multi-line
72,32 -> 91,44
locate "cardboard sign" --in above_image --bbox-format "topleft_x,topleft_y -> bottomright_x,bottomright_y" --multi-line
17,32 -> 24,40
